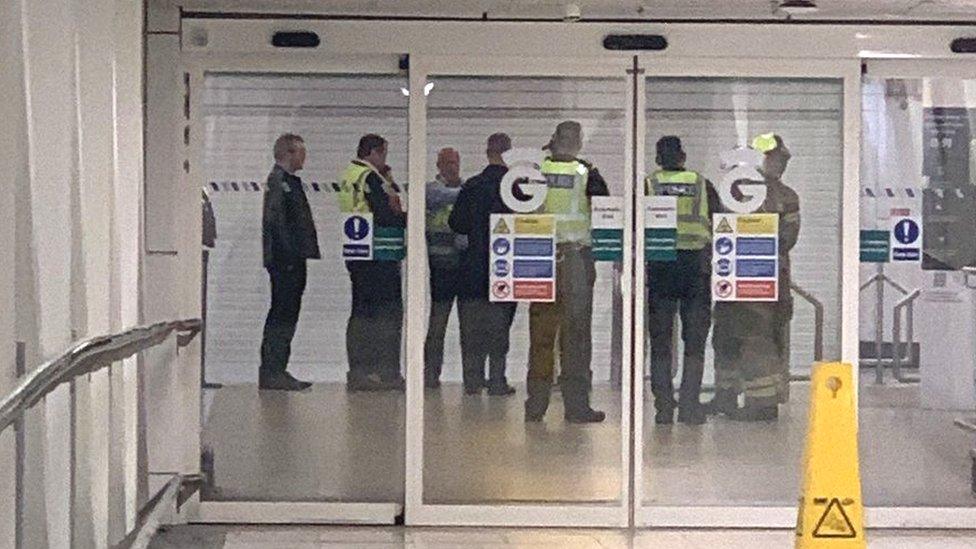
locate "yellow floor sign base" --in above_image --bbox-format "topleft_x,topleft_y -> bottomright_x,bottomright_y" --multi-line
796,362 -> 866,548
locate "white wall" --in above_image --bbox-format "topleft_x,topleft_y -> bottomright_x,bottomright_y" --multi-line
0,0 -> 146,546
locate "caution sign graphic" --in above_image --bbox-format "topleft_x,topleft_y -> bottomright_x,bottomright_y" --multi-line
812,498 -> 857,539
715,216 -> 734,234
493,218 -> 510,234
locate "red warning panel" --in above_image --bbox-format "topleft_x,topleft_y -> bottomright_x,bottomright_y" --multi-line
736,280 -> 777,300
513,280 -> 554,301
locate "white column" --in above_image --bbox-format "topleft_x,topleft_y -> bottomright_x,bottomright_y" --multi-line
0,0 -> 29,544
112,0 -> 146,534
72,0 -> 119,543
21,0 -> 81,545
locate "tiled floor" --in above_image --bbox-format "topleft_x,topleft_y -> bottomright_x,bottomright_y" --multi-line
201,380 -> 976,507
149,525 -> 976,548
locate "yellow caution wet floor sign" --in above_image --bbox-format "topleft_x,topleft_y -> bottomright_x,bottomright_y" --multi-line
796,362 -> 865,548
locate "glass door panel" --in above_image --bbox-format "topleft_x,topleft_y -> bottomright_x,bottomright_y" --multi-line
640,76 -> 845,508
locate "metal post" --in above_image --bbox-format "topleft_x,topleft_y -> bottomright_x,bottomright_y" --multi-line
875,263 -> 885,384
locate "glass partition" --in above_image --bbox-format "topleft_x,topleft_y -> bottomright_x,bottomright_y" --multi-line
199,73 -> 407,503
641,77 -> 845,507
860,75 -> 976,508
420,75 -> 628,505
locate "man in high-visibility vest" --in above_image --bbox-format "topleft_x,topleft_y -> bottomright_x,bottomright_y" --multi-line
710,133 -> 800,421
646,136 -> 719,425
424,147 -> 465,389
338,134 -> 408,392
525,121 -> 609,424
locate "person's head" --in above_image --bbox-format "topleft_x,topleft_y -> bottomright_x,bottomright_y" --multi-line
273,133 -> 306,172
655,135 -> 685,170
436,147 -> 461,185
545,120 -> 583,160
753,133 -> 791,180
486,132 -> 512,165
357,134 -> 388,168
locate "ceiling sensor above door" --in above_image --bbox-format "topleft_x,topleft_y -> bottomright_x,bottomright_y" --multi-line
777,0 -> 819,16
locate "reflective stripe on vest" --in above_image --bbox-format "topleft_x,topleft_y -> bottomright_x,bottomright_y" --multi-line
338,161 -> 374,213
645,170 -> 710,250
540,158 -> 590,244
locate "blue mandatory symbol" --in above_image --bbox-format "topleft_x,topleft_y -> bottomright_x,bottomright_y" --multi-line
715,237 -> 734,256
344,215 -> 371,241
715,258 -> 732,277
893,218 -> 920,245
494,259 -> 510,277
492,238 -> 511,256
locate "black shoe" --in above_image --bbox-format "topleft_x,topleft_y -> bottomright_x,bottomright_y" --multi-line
730,405 -> 779,422
259,373 -> 311,391
487,383 -> 516,396
655,409 -> 674,425
347,373 -> 386,392
677,406 -> 707,425
464,384 -> 483,395
703,391 -> 739,416
425,379 -> 441,389
525,411 -> 544,423
380,375 -> 406,392
565,408 -> 606,424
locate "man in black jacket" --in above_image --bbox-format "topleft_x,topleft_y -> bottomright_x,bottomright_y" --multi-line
449,133 -> 518,396
259,134 -> 320,391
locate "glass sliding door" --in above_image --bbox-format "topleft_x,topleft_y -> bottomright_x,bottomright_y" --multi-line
637,74 -> 848,521
859,66 -> 976,515
405,59 -> 635,527
197,70 -> 408,521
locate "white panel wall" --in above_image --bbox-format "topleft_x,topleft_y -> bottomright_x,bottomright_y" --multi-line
200,73 -> 630,384
0,0 -> 29,545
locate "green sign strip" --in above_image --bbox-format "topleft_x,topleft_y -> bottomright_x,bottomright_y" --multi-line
860,229 -> 889,263
592,228 -> 623,261
374,227 -> 406,261
645,228 -> 677,262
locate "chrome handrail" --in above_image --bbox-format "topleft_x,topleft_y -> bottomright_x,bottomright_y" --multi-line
891,289 -> 922,383
790,282 -> 824,363
0,319 -> 200,434
860,265 -> 911,383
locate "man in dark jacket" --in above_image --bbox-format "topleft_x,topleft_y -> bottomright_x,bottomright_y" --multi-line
340,134 -> 408,392
259,133 -> 320,391
449,133 -> 518,396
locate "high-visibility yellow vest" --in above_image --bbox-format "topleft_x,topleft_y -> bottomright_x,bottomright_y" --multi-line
338,160 -> 375,214
540,158 -> 591,244
644,169 -> 710,250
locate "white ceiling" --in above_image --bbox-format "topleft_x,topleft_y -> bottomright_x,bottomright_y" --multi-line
179,0 -> 976,21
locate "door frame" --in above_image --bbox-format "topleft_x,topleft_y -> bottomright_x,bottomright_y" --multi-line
169,15 -> 976,529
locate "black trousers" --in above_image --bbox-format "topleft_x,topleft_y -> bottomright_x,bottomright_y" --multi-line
346,261 -> 403,382
259,261 -> 307,378
647,250 -> 712,413
424,265 -> 460,383
457,298 -> 517,390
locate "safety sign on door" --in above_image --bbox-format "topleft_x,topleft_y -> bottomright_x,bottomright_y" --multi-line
489,213 -> 556,303
890,210 -> 922,263
591,196 -> 624,261
342,213 -> 373,260
341,213 -> 405,261
712,213 -> 779,302
645,196 -> 678,262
